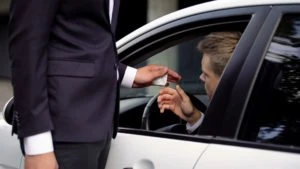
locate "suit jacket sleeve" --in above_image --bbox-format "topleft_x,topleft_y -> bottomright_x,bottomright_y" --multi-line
9,0 -> 60,138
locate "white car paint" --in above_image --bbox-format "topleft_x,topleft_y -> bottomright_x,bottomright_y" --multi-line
0,119 -> 22,169
105,133 -> 209,169
195,144 -> 300,169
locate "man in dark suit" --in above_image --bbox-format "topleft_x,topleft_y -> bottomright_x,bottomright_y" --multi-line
8,0 -> 181,169
157,32 -> 241,134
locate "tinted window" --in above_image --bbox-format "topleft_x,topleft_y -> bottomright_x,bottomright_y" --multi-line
239,14 -> 300,147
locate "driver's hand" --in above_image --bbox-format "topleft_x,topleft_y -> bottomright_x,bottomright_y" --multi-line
157,85 -> 201,124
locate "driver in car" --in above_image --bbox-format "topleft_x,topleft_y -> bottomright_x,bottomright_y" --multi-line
157,31 -> 241,134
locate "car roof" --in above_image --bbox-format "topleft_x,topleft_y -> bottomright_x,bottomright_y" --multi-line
117,0 -> 300,48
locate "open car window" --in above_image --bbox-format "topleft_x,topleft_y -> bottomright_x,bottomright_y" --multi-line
124,36 -> 207,104
119,15 -> 251,134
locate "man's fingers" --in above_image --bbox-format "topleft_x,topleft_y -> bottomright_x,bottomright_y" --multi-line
167,69 -> 181,83
162,103 -> 176,111
150,65 -> 168,79
161,104 -> 169,113
159,103 -> 166,113
168,104 -> 175,111
159,87 -> 176,95
158,100 -> 172,109
157,94 -> 173,103
150,65 -> 167,72
149,65 -> 181,83
176,85 -> 188,101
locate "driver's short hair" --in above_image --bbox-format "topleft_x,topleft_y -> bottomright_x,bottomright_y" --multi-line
198,32 -> 241,77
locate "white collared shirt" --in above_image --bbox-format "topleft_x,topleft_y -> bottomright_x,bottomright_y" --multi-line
186,113 -> 205,134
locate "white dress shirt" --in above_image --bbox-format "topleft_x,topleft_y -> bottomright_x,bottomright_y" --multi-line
186,113 -> 205,134
24,0 -> 138,155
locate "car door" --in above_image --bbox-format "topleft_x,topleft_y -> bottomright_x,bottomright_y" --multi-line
194,5 -> 300,169
0,119 -> 23,169
105,6 -> 269,169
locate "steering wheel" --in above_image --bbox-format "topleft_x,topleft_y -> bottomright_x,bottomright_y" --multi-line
141,93 -> 207,131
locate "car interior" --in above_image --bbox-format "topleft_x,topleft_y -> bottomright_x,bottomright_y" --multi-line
118,20 -> 249,134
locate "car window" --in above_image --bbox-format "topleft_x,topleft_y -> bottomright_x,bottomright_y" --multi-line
238,14 -> 300,147
119,37 -> 208,130
126,36 -> 207,103
0,79 -> 12,113
119,18 -> 249,132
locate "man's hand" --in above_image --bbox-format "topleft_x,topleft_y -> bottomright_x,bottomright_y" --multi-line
133,65 -> 181,88
25,152 -> 58,169
157,85 -> 201,125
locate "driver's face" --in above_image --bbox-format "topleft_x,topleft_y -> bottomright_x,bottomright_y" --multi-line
199,54 -> 220,101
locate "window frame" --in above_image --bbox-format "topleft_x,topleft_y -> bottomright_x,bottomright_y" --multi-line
117,6 -> 270,143
218,5 -> 300,154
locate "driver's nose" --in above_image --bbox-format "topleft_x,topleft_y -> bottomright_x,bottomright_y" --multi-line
199,73 -> 205,82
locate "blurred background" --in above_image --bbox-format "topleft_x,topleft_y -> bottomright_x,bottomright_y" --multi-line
0,0 -> 210,112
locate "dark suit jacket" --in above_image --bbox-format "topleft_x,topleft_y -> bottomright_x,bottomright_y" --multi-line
8,0 -> 124,142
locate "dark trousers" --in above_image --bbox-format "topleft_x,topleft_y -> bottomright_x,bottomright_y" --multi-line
20,133 -> 112,169
54,136 -> 112,169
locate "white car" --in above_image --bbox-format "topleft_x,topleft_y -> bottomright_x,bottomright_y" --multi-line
1,0 -> 300,169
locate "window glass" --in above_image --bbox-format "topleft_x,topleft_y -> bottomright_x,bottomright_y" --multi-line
119,21 -> 248,132
0,79 -> 12,113
132,36 -> 207,102
119,37 -> 208,130
239,14 -> 300,147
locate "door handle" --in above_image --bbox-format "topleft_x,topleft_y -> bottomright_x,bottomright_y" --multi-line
123,159 -> 154,169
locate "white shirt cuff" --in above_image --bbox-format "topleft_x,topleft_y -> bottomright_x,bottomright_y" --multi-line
24,131 -> 54,155
186,113 -> 205,134
121,66 -> 137,88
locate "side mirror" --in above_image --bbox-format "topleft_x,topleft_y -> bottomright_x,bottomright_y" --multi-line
2,97 -> 14,125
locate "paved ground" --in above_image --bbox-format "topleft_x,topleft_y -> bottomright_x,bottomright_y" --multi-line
0,78 -> 12,119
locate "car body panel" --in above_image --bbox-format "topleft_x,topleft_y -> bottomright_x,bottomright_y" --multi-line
0,119 -> 22,169
195,144 -> 300,169
106,132 -> 209,169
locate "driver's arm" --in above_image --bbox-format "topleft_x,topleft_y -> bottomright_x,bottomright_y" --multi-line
186,110 -> 205,134
158,85 -> 206,134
